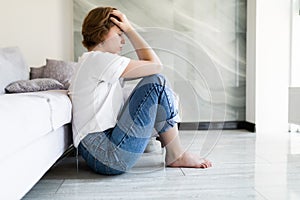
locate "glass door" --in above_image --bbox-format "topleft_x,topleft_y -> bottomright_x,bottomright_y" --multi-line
73,0 -> 247,123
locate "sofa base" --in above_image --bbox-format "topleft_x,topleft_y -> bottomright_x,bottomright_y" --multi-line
0,124 -> 72,200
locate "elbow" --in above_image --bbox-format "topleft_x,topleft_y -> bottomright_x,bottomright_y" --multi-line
151,57 -> 162,73
156,62 -> 163,73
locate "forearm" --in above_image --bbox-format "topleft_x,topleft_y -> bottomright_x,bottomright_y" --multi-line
125,28 -> 161,64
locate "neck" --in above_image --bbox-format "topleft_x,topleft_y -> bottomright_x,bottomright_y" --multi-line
90,43 -> 105,52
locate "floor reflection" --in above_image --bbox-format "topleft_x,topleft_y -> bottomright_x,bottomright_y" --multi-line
23,130 -> 300,199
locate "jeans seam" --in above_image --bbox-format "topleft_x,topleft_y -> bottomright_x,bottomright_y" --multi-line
117,83 -> 161,149
163,88 -> 174,120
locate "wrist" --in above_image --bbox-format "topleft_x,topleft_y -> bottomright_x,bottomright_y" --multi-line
124,26 -> 135,35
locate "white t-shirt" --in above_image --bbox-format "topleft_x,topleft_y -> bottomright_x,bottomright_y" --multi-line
68,51 -> 130,147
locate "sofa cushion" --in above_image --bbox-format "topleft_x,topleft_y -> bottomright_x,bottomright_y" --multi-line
43,59 -> 77,89
30,65 -> 45,79
0,47 -> 29,94
0,90 -> 72,161
5,78 -> 64,93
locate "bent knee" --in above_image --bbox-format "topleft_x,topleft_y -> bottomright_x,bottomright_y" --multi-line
142,74 -> 166,86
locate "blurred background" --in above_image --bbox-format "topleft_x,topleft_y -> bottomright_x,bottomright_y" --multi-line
73,0 -> 247,124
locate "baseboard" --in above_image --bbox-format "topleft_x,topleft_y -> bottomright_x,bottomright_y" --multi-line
237,121 -> 256,132
178,121 -> 256,132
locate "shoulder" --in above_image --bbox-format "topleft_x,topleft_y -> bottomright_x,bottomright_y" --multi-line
81,51 -> 120,60
80,51 -> 129,65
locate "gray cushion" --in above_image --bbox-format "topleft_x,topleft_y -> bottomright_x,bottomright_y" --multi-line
43,59 -> 77,89
5,78 -> 64,93
0,47 -> 29,94
30,66 -> 45,79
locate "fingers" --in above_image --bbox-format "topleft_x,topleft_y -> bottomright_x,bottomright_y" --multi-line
110,17 -> 121,26
111,10 -> 125,21
110,10 -> 123,27
110,15 -> 126,32
110,10 -> 132,33
111,9 -> 121,16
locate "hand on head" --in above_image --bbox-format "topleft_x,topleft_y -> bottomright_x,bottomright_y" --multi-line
110,10 -> 133,33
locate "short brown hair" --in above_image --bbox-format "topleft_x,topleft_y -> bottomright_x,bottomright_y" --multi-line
82,7 -> 117,50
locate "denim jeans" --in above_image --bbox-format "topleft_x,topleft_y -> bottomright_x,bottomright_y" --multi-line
78,74 -> 180,175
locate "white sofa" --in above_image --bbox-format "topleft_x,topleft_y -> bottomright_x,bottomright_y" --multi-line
0,47 -> 72,199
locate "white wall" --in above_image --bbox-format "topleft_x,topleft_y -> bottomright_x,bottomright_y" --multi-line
291,0 -> 300,86
246,0 -> 291,132
0,0 -> 73,66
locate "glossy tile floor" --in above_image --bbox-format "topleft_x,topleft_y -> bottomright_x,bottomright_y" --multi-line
23,130 -> 300,200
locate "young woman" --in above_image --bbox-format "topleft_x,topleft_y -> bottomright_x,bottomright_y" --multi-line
69,7 -> 212,175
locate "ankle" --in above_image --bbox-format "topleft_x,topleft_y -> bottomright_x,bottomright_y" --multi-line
165,150 -> 185,165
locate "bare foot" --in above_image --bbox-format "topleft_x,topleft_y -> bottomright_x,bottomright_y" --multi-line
167,152 -> 212,168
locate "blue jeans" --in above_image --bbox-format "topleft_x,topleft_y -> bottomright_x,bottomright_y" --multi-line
78,74 -> 180,175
